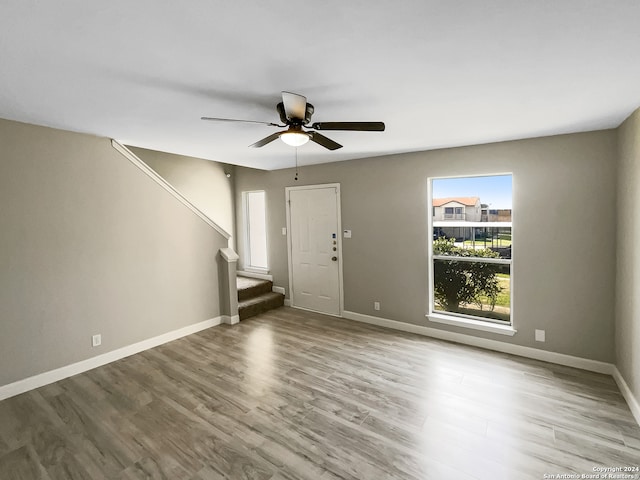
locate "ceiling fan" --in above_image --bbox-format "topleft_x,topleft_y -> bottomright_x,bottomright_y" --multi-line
201,91 -> 385,151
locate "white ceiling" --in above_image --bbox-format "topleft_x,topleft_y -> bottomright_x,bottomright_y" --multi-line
1,1 -> 639,170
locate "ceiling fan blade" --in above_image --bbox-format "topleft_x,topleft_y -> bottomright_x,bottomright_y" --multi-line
311,121 -> 385,131
249,132 -> 282,148
282,91 -> 307,121
201,117 -> 282,127
309,132 -> 343,151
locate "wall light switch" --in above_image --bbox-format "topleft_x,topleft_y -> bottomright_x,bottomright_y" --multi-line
535,329 -> 545,342
282,227 -> 287,236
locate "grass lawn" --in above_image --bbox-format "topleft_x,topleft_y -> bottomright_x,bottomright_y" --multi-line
462,238 -> 512,248
488,273 -> 510,307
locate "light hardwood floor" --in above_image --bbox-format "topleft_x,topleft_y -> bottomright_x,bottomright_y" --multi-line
1,307 -> 639,480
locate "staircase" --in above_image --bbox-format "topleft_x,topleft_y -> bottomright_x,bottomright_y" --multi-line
237,275 -> 285,320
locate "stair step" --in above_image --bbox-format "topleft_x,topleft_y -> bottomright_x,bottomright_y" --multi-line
238,291 -> 285,321
237,276 -> 273,301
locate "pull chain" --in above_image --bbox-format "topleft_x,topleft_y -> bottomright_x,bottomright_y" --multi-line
294,147 -> 299,181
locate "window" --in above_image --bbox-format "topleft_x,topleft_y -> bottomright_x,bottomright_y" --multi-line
429,174 -> 513,330
243,191 -> 268,271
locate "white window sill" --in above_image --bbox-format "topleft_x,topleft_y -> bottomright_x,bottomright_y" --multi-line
237,269 -> 273,281
244,267 -> 270,274
427,313 -> 517,336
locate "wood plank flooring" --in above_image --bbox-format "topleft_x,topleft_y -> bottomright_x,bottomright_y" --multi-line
1,306 -> 639,479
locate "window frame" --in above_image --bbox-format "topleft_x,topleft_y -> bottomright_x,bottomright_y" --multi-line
242,190 -> 269,273
426,174 -> 516,336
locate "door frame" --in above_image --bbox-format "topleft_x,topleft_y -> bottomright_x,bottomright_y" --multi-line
285,183 -> 344,317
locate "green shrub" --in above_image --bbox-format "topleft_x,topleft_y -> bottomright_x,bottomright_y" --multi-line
433,237 -> 502,312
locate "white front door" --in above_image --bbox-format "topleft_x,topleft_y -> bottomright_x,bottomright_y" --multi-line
286,184 -> 342,316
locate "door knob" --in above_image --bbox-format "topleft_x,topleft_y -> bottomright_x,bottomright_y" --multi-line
331,256 -> 338,261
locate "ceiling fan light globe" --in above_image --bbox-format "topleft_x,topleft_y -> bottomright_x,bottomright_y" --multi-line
280,132 -> 310,147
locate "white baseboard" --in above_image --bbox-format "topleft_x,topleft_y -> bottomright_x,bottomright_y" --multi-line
342,311 -> 615,375
4,308 -> 636,428
272,286 -> 285,295
284,299 -> 291,307
0,316 -> 223,401
613,367 -> 640,427
222,315 -> 240,325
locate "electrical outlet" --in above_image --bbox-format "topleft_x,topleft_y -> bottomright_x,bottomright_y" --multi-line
535,329 -> 545,342
92,334 -> 102,347
282,227 -> 287,235
374,301 -> 380,311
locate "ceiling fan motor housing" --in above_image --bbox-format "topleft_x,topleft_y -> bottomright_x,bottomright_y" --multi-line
277,102 -> 314,125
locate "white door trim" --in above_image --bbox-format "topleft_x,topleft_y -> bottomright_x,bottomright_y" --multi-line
285,183 -> 344,317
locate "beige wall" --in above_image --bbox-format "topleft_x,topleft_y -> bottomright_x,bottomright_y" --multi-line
0,114 -> 625,389
0,119 -> 228,387
128,146 -> 236,247
616,107 -> 640,402
235,130 -> 618,362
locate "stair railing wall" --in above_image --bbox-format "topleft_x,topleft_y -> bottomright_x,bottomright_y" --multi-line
111,140 -> 232,242
219,248 -> 240,325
